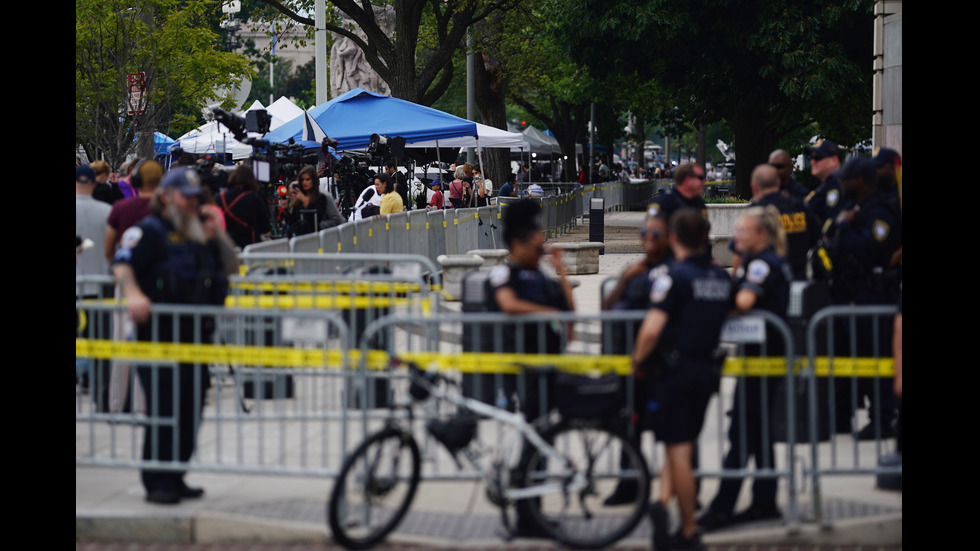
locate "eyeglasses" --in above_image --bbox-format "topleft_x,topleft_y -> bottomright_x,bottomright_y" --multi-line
690,173 -> 706,181
811,155 -> 826,162
770,163 -> 787,169
639,229 -> 664,238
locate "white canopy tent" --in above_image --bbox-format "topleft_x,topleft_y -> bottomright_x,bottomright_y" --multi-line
173,97 -> 305,160
405,122 -> 524,150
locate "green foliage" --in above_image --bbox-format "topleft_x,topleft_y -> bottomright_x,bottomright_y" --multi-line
547,0 -> 875,195
76,0 -> 252,166
703,192 -> 749,204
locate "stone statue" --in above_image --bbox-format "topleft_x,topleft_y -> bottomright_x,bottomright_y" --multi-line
330,7 -> 392,97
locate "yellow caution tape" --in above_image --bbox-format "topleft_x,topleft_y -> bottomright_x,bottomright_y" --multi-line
230,281 -> 423,293
73,338 -> 894,378
722,357 -> 894,377
224,295 -> 434,310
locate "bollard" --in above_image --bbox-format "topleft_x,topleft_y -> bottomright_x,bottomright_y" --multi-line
589,197 -> 604,255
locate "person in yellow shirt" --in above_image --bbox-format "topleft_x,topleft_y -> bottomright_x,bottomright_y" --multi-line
376,174 -> 404,215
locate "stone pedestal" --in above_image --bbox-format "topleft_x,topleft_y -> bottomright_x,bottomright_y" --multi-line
550,242 -> 604,275
466,249 -> 509,268
437,254 -> 485,301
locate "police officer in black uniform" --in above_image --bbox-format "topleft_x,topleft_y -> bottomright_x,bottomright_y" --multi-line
633,208 -> 733,551
113,167 -> 238,504
824,157 -> 902,439
700,206 -> 791,531
488,199 -> 575,412
734,164 -> 818,281
804,140 -> 845,229
601,213 -> 672,506
769,149 -> 810,202
487,199 -> 574,537
647,162 -> 708,235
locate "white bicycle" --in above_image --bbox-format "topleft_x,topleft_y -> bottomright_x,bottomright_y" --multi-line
327,358 -> 650,549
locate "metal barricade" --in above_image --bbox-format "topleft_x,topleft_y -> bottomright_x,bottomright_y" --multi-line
76,301 -> 355,476
320,226 -> 341,254
426,209 -> 447,263
337,223 -> 356,254
407,209 -> 429,259
476,206 -> 497,250
386,212 -> 411,256
443,209 -> 460,256
804,304 -> 900,524
455,208 -> 480,254
238,252 -> 440,282
289,232 -> 321,253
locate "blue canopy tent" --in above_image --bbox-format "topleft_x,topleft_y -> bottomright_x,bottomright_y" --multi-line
263,88 -> 478,151
153,132 -> 175,156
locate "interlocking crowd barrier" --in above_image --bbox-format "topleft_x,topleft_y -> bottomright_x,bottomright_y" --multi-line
77,269 -> 899,528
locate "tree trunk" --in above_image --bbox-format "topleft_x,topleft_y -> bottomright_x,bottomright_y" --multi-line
728,112 -> 777,199
473,41 -> 509,191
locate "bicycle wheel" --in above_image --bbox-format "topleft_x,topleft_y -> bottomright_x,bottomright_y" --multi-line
521,419 -> 650,549
328,428 -> 421,549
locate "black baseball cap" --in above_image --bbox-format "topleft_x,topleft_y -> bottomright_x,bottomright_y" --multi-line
804,140 -> 842,161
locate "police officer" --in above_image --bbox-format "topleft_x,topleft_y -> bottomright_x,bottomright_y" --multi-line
488,199 -> 574,406
633,208 -> 732,551
768,149 -> 810,201
647,162 -> 708,228
737,164 -> 818,281
804,139 -> 845,229
602,213 -> 671,506
700,206 -> 791,531
824,157 -> 901,439
488,199 -> 574,537
112,167 -> 238,504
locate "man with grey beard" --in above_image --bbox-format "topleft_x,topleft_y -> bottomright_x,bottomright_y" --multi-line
112,167 -> 237,505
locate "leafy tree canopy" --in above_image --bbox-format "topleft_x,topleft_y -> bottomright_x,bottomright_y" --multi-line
547,0 -> 874,194
76,0 -> 252,167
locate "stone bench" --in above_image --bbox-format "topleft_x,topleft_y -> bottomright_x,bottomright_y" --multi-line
550,242 -> 604,275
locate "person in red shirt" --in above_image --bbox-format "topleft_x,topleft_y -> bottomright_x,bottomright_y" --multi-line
427,180 -> 444,210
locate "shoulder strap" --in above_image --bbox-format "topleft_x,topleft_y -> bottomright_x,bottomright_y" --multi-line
220,190 -> 252,229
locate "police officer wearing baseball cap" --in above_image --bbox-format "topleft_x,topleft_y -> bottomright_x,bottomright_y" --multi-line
804,139 -> 845,229
112,167 -> 238,505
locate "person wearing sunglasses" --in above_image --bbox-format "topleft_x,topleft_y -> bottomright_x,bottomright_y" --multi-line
804,139 -> 844,227
768,149 -> 810,201
647,162 -> 708,229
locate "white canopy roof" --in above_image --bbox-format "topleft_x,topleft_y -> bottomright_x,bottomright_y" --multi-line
173,97 -> 304,159
405,122 -> 524,149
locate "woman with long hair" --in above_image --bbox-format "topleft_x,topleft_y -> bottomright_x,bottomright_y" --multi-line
699,204 -> 789,532
285,165 -> 331,236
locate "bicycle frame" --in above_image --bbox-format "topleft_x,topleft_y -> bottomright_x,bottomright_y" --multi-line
404,363 -> 590,500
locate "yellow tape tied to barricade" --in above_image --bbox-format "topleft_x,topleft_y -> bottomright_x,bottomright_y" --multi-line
73,339 -> 894,378
229,281 -> 423,294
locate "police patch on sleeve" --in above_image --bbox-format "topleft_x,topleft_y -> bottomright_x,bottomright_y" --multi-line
746,259 -> 771,285
647,205 -> 660,217
649,274 -> 673,304
873,220 -> 890,241
826,189 -> 839,207
489,264 -> 509,288
648,264 -> 669,281
120,226 -> 143,249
